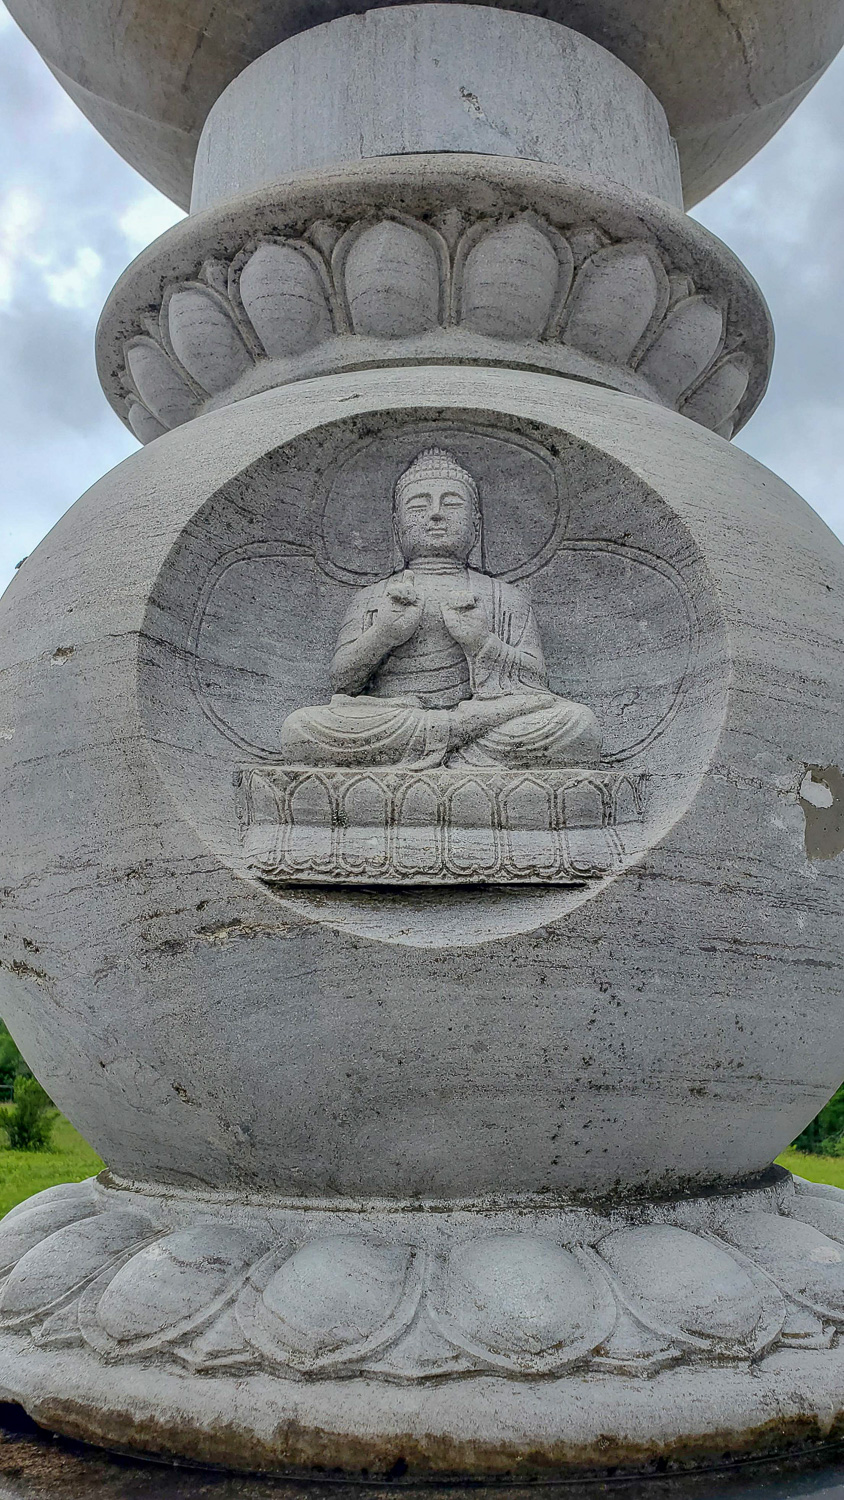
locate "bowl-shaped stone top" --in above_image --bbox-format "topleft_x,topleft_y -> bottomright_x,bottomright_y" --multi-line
7,0 -> 844,209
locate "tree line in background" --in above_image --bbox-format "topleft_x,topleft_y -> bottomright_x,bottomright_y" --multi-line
0,1021 -> 55,1150
793,1082 -> 844,1156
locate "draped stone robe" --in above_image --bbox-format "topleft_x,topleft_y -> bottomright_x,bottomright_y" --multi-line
279,565 -> 601,769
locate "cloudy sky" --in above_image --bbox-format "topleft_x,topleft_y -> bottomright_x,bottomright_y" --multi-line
1,5 -> 843,594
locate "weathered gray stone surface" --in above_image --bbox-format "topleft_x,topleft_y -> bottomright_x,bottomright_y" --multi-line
2,1170 -> 844,1472
4,0 -> 844,1478
6,0 -> 844,208
97,156 -> 773,445
1,1428 -> 843,1500
190,9 -> 682,213
0,366 -> 842,1205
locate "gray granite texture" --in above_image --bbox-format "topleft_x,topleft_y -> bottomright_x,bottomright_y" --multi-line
3,1171 -> 844,1471
1,1410 -> 844,1498
96,156 -> 773,445
0,365 -> 842,1205
5,0 -> 844,208
190,10 -> 682,213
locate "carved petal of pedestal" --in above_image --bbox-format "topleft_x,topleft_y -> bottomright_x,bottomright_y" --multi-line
0,1196 -> 100,1277
0,1214 -> 154,1328
237,241 -> 336,357
785,1196 -> 844,1245
79,1225 -> 268,1356
127,401 -> 167,444
337,220 -> 445,338
124,337 -> 200,430
99,165 -> 772,445
680,353 -> 751,435
456,220 -> 571,342
595,1225 -> 785,1355
637,296 -> 726,404
165,285 -> 254,396
1,1179 -> 99,1227
561,242 -> 667,364
235,1235 -> 421,1372
431,1234 -> 615,1373
720,1213 -> 844,1323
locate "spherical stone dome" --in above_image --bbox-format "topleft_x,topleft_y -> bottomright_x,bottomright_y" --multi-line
0,365 -> 843,1205
6,0 -> 844,210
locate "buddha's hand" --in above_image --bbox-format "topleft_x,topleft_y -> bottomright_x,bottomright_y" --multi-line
374,573 -> 423,647
441,590 -> 489,654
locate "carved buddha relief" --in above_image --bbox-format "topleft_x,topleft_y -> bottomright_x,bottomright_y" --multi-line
139,410 -> 720,930
279,448 -> 601,771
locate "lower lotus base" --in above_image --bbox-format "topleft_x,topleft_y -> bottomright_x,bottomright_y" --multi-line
3,1171 -> 844,1476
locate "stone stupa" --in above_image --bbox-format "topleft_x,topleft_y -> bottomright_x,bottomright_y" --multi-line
1,0 -> 844,1478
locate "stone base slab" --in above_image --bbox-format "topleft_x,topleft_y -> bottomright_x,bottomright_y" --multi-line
236,764 -> 647,885
4,1172 -> 844,1475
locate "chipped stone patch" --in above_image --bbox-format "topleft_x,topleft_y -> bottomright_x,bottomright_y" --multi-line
800,766 -> 844,862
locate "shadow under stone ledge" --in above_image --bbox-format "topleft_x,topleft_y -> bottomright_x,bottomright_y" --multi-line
1,1409 -> 844,1500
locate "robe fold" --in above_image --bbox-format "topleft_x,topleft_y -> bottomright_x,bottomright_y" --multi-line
279,566 -> 600,769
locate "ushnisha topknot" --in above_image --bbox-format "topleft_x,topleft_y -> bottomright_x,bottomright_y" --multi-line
393,448 -> 479,508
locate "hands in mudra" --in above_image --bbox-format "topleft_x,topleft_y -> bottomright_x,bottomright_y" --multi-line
439,590 -> 490,653
375,573 -> 490,655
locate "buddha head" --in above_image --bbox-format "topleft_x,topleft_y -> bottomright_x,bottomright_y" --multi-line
393,449 -> 481,564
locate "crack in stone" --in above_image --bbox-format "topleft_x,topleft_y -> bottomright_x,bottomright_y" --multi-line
711,0 -> 763,107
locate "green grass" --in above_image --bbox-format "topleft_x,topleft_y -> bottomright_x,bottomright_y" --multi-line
0,1110 -> 104,1219
0,1113 -> 840,1222
776,1147 -> 844,1190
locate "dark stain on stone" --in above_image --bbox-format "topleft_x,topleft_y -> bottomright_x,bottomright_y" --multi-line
18,1392 -> 844,1484
50,645 -> 75,664
0,956 -> 47,982
171,1081 -> 199,1107
799,764 -> 844,861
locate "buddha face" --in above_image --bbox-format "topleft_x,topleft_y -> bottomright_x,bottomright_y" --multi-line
395,478 -> 478,563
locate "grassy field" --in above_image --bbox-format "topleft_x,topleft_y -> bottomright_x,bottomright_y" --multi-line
0,1111 -> 103,1219
776,1146 -> 844,1189
0,1116 -> 841,1220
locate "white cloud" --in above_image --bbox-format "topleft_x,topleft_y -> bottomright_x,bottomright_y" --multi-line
693,56 -> 844,545
0,185 -> 42,306
119,193 -> 184,256
44,245 -> 104,308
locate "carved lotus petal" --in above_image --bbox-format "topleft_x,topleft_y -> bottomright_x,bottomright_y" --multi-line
166,284 -> 253,395
680,353 -> 751,431
0,1212 -> 153,1324
127,402 -> 167,445
125,338 -> 200,430
562,243 -> 667,364
2,1179 -> 97,1225
341,220 -> 442,339
638,295 -> 725,404
787,1197 -> 844,1244
720,1212 -> 844,1321
238,242 -> 334,358
667,271 -> 695,307
597,1225 -> 783,1352
458,221 -> 568,342
87,1225 -> 265,1348
0,1195 -> 99,1275
237,1234 -> 418,1370
433,1234 -> 614,1372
